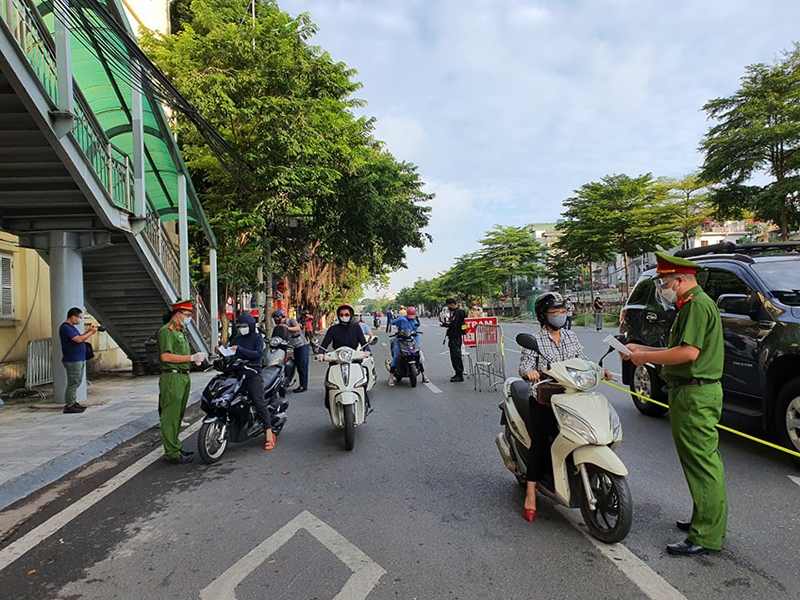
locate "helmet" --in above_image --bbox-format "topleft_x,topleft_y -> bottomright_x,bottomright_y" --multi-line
534,292 -> 565,326
271,309 -> 286,319
336,303 -> 355,318
406,306 -> 417,318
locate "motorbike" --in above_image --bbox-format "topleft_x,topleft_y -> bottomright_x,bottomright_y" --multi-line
318,337 -> 378,450
495,333 -> 632,543
387,328 -> 423,387
197,336 -> 292,464
373,315 -> 381,329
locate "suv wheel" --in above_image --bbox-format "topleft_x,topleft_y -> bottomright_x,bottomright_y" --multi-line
775,377 -> 800,467
630,364 -> 669,417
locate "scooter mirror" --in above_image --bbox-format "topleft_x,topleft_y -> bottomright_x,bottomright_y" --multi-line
516,333 -> 539,353
369,336 -> 379,346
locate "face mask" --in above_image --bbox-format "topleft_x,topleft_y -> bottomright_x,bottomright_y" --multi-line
339,315 -> 351,323
656,279 -> 679,307
183,316 -> 193,326
237,326 -> 250,335
546,313 -> 567,330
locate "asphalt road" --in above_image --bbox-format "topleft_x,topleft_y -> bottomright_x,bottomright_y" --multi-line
0,318 -> 798,599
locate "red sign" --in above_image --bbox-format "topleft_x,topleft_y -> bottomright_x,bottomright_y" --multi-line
463,316 -> 499,347
499,295 -> 506,302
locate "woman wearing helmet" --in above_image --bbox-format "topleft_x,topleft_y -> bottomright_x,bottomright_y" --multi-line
519,292 -> 611,523
316,303 -> 368,356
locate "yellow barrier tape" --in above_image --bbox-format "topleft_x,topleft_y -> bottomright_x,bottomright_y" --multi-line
601,379 -> 800,459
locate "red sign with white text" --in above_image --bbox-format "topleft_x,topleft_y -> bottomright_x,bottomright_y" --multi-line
463,316 -> 498,347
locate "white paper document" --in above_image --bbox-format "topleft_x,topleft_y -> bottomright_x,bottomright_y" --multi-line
218,345 -> 235,357
603,334 -> 631,356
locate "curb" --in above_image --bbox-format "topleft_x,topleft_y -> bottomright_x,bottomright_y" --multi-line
0,389 -> 202,512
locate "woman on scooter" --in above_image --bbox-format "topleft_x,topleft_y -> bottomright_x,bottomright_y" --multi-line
388,306 -> 429,385
519,292 -> 611,522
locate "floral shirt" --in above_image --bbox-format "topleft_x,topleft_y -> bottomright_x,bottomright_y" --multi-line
518,327 -> 588,398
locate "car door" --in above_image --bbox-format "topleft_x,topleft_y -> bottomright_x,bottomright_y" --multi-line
699,265 -> 763,399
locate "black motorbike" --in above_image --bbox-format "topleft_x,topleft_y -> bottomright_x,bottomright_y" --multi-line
389,328 -> 422,387
373,315 -> 381,328
197,337 -> 292,464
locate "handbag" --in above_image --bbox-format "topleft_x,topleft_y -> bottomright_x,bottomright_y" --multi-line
85,342 -> 95,360
536,381 -> 565,406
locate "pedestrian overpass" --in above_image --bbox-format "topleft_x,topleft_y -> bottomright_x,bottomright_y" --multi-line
0,0 -> 220,395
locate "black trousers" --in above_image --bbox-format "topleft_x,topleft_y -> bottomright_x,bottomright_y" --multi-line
448,336 -> 463,376
245,373 -> 271,427
525,398 -> 560,482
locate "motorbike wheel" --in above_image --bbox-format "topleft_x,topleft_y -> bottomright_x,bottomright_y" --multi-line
198,421 -> 228,464
343,404 -> 355,451
578,464 -> 632,544
630,364 -> 669,417
409,364 -> 418,387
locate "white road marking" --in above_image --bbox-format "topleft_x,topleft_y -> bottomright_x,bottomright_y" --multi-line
424,382 -> 443,394
506,348 -> 520,354
0,420 -> 203,572
556,506 -> 688,600
790,475 -> 800,488
199,510 -> 385,600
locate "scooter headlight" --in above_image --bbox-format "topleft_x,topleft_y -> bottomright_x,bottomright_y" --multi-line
565,366 -> 599,391
554,405 -> 599,444
337,348 -> 354,363
609,404 -> 623,442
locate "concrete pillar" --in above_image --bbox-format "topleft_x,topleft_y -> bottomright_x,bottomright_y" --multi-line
178,173 -> 189,300
210,247 -> 219,349
131,63 -> 145,218
49,232 -> 86,403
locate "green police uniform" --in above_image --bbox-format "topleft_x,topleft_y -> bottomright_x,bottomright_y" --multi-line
157,320 -> 192,460
659,264 -> 728,550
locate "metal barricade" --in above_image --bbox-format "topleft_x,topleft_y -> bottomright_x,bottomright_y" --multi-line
473,324 -> 505,392
8,338 -> 52,399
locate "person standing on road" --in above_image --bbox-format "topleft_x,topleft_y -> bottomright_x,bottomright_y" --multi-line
593,295 -> 604,331
623,252 -> 727,556
303,310 -> 315,343
385,308 -> 394,333
158,300 -> 206,464
468,300 -> 483,318
564,296 -> 574,330
445,298 -> 466,382
58,307 -> 99,414
274,309 -> 309,394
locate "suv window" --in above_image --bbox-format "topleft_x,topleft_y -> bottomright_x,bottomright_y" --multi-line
627,277 -> 654,305
751,261 -> 800,306
698,268 -> 753,303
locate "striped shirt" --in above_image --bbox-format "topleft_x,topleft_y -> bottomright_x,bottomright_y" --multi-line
518,327 -> 589,398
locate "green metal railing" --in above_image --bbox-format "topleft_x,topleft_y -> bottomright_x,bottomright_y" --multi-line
1,0 -> 133,210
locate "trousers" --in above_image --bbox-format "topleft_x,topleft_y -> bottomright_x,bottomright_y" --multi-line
159,372 -> 191,459
668,383 -> 728,550
63,361 -> 84,405
448,336 -> 463,376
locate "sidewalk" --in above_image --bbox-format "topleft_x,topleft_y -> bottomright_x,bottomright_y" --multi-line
0,370 -> 213,511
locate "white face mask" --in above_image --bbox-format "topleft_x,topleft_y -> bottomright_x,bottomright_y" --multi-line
546,313 -> 567,330
237,326 -> 250,335
339,315 -> 351,323
183,316 -> 193,326
656,278 -> 679,307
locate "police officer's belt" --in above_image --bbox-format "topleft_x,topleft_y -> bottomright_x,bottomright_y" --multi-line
664,378 -> 719,389
162,369 -> 190,375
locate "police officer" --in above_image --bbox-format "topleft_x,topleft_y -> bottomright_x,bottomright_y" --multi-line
623,252 -> 727,555
158,300 -> 207,464
445,298 -> 466,382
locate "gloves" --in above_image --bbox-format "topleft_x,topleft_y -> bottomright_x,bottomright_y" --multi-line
191,352 -> 207,364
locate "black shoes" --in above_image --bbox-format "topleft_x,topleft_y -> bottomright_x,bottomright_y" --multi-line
666,539 -> 717,556
676,519 -> 691,532
450,375 -> 464,382
64,403 -> 86,413
180,449 -> 194,457
164,454 -> 193,464
293,387 -> 307,393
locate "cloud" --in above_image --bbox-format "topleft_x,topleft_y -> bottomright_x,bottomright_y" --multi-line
278,0 -> 800,294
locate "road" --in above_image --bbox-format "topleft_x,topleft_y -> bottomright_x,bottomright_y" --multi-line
0,318 -> 798,599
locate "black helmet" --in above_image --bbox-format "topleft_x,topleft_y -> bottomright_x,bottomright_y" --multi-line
534,292 -> 565,326
271,309 -> 286,319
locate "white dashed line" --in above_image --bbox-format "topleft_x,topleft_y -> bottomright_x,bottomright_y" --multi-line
789,475 -> 800,488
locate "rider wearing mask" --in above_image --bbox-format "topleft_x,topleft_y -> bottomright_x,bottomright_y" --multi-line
518,292 -> 611,523
222,312 -> 276,451
388,306 -> 429,385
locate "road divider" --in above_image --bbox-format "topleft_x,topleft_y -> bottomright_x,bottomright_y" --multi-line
601,380 -> 800,459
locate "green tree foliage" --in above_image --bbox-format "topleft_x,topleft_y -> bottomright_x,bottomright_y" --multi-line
700,42 -> 800,240
556,174 -> 678,293
656,174 -> 714,249
544,250 -> 581,292
140,0 -> 431,314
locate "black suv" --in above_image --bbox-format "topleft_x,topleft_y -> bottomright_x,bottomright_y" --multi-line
619,242 -> 800,458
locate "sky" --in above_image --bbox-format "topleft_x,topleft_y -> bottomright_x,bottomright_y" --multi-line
277,0 -> 800,297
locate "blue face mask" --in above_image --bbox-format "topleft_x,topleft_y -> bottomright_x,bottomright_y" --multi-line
183,316 -> 193,326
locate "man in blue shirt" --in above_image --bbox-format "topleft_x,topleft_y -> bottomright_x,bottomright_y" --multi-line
58,307 -> 98,413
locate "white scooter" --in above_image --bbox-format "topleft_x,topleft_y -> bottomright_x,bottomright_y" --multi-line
495,333 -> 632,543
319,337 -> 378,450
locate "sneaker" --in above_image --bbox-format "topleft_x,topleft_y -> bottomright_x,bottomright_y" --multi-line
422,375 -> 431,383
450,375 -> 464,382
388,378 -> 395,387
63,403 -> 86,413
180,420 -> 190,428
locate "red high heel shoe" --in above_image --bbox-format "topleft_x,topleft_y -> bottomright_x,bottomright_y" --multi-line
523,508 -> 537,523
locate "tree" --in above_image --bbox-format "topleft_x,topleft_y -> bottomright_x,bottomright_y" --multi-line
656,174 -> 714,249
544,250 -> 582,292
556,174 -> 679,294
700,42 -> 800,240
477,225 -> 545,317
